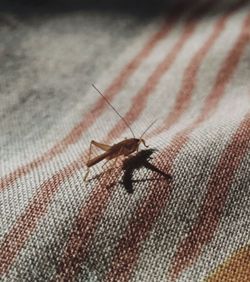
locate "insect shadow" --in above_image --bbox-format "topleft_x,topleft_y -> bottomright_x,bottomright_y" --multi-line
86,148 -> 172,194
119,148 -> 172,193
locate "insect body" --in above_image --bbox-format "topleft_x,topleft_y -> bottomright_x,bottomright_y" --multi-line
87,138 -> 147,167
84,84 -> 156,181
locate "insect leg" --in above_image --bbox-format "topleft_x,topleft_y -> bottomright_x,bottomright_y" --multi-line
84,141 -> 111,181
86,140 -> 94,165
84,168 -> 90,182
91,141 -> 111,151
84,142 -> 94,181
87,140 -> 110,163
105,157 -> 119,181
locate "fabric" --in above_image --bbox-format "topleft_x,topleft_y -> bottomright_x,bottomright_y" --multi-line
1,0 -> 250,281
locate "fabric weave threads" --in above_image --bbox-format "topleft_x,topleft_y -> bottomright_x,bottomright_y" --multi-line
0,3 -> 178,193
1,0 -> 250,281
169,114 -> 250,281
101,10 -> 250,280
54,1 -> 216,280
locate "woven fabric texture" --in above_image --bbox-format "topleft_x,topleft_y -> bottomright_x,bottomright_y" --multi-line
1,0 -> 250,281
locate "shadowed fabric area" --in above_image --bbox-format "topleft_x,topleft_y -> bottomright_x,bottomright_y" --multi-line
0,0 -> 250,281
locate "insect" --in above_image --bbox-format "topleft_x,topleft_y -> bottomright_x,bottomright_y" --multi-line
84,84 -> 157,181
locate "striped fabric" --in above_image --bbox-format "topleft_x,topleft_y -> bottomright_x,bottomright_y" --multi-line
1,0 -> 250,281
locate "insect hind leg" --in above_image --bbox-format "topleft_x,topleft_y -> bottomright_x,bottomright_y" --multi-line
84,167 -> 90,182
85,141 -> 111,182
84,141 -> 100,181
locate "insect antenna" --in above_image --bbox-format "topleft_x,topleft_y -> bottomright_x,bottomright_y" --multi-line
92,84 -> 135,138
139,119 -> 158,140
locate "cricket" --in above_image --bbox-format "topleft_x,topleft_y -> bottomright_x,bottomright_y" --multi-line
84,84 -> 157,181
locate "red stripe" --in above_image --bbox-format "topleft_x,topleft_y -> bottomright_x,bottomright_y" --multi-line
55,166 -> 124,281
169,17 -> 250,281
54,168 -> 122,282
103,11 -> 250,282
0,11 -> 176,193
52,2 -> 216,281
105,0 -> 214,142
0,157 -> 84,274
148,12 -> 228,137
0,15 -> 178,274
53,23 -> 197,282
106,21 -> 196,141
149,0 -> 249,138
169,114 -> 250,281
0,1 -> 237,279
